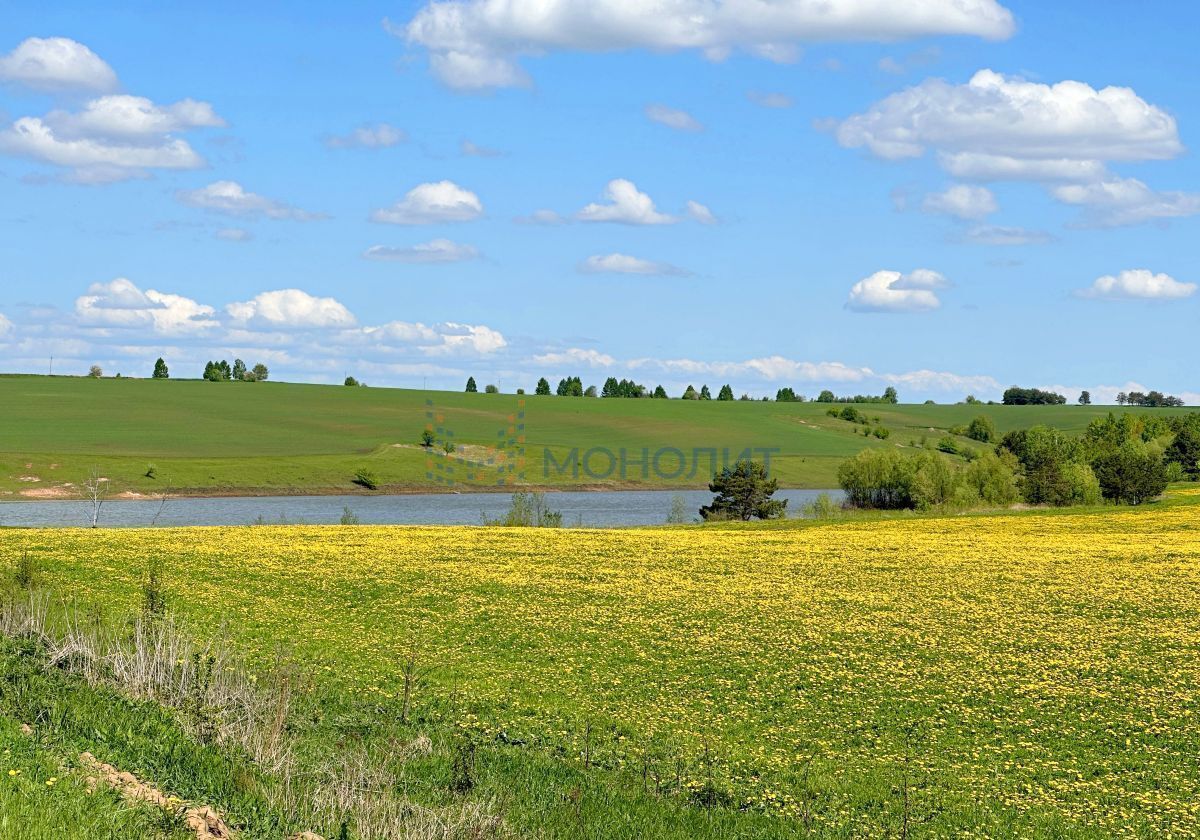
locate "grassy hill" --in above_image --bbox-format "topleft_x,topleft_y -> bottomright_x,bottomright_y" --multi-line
0,374 -> 1193,497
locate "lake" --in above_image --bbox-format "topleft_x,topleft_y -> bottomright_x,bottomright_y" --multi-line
0,489 -> 842,528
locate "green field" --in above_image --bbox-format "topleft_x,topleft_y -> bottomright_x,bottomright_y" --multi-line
1,375 -> 1187,498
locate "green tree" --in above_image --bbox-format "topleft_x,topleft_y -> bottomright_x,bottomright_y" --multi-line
421,429 -> 435,447
152,358 -> 169,379
883,386 -> 898,404
584,385 -> 598,397
344,376 -> 359,387
653,385 -> 668,399
1078,390 -> 1092,405
683,385 -> 699,400
88,365 -> 103,378
717,384 -> 734,401
249,363 -> 269,382
232,358 -> 247,381
465,376 -> 478,393
966,415 -> 995,443
817,390 -> 835,403
535,377 -> 551,396
699,385 -> 712,400
1166,426 -> 1200,480
775,387 -> 799,402
484,383 -> 499,393
699,461 -> 787,521
1093,447 -> 1168,505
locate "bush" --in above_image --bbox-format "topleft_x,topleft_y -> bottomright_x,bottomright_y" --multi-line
936,436 -> 959,455
872,426 -> 890,440
803,493 -> 841,519
485,492 -> 563,527
700,461 -> 787,521
966,415 -> 995,443
421,429 -> 435,447
964,452 -> 1020,506
352,468 -> 379,490
344,376 -> 359,387
339,507 -> 361,525
484,384 -> 499,394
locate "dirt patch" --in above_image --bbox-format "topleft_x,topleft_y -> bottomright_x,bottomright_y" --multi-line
78,751 -> 233,839
19,484 -> 76,499
17,475 -> 41,482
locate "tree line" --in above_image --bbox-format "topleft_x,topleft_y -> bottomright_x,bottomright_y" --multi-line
838,411 -> 1200,511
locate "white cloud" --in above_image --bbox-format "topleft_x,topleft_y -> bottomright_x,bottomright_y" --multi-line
515,209 -> 567,225
1050,177 -> 1200,227
0,313 -> 12,338
74,278 -> 218,335
645,104 -> 703,132
371,180 -> 484,224
837,70 -> 1181,165
1076,269 -> 1196,300
324,123 -> 407,149
961,225 -> 1053,246
533,348 -> 616,367
881,369 -> 1000,393
176,181 -> 324,221
922,184 -> 996,219
226,289 -> 357,329
0,37 -> 117,92
846,269 -> 948,313
45,95 -> 225,139
580,253 -> 689,276
577,179 -> 676,225
364,239 -> 480,263
461,139 -> 503,157
938,152 -> 1108,183
401,0 -> 1015,89
215,228 -> 253,242
0,116 -> 205,176
747,90 -> 794,109
685,200 -> 717,224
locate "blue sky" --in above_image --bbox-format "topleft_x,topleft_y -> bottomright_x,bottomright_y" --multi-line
1,0 -> 1197,402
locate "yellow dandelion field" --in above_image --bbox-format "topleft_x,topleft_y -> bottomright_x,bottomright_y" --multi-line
6,500 -> 1200,836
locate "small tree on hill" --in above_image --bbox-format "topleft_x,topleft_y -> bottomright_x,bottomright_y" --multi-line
535,377 -> 551,395
883,386 -> 898,404
1078,390 -> 1091,406
249,363 -> 269,382
465,377 -> 478,393
152,358 -> 169,379
1166,426 -> 1200,480
653,385 -> 668,399
817,390 -> 835,403
683,385 -> 699,400
232,359 -> 247,381
966,415 -> 995,443
88,365 -> 103,378
344,376 -> 359,387
699,385 -> 712,400
717,384 -> 734,401
485,383 -> 499,393
700,461 -> 788,521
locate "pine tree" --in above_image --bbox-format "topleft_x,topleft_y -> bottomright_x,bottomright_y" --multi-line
152,358 -> 169,379
535,377 -> 551,396
465,377 -> 478,393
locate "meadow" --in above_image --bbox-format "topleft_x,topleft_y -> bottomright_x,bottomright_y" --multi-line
3,492 -> 1200,837
1,374 -> 1190,498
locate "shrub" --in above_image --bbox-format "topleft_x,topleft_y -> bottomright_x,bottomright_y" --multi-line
344,376 -> 359,387
803,493 -> 841,519
339,507 -> 361,525
964,452 -> 1020,506
486,492 -> 563,527
421,429 -> 435,447
352,468 -> 379,490
966,415 -> 996,443
14,551 -> 38,589
442,441 -> 456,454
666,494 -> 689,524
484,384 -> 499,394
872,426 -> 891,440
936,436 -> 959,455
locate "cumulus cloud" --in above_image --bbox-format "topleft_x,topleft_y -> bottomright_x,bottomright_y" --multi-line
324,123 -> 407,149
533,348 -> 616,367
922,184 -> 996,219
400,0 -> 1015,89
176,181 -> 324,221
846,269 -> 948,313
226,289 -> 357,329
1076,269 -> 1196,300
371,181 -> 484,224
881,369 -> 1000,393
644,104 -> 703,132
45,95 -> 225,139
0,116 -> 206,178
747,90 -> 794,109
0,36 -> 117,92
579,253 -> 690,276
837,70 -> 1181,166
1050,177 -> 1200,227
363,239 -> 480,263
577,179 -> 676,225
74,278 -> 219,335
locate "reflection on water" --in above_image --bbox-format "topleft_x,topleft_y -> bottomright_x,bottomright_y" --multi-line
0,489 -> 843,529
